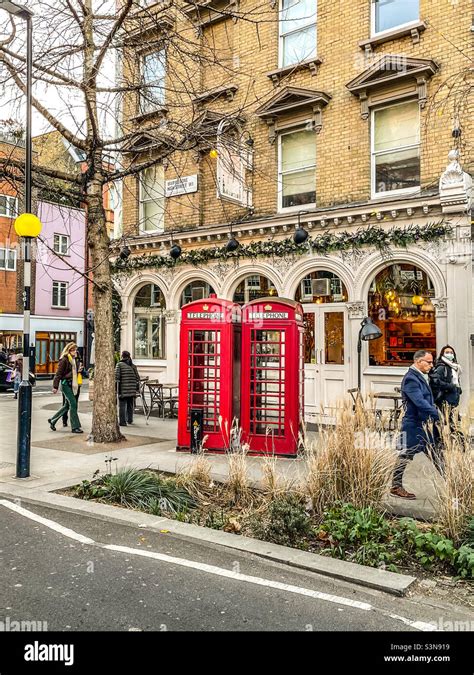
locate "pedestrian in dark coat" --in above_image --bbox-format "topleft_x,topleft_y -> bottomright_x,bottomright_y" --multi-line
391,350 -> 442,500
115,351 -> 140,426
429,345 -> 462,432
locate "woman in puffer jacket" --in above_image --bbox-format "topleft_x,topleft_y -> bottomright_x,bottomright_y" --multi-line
115,351 -> 140,426
429,344 -> 462,432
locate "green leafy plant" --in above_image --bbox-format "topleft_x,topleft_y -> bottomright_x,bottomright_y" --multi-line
455,545 -> 474,579
250,494 -> 312,549
319,502 -> 400,570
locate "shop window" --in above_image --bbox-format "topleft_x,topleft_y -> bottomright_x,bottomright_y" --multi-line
294,271 -> 347,303
133,284 -> 166,359
280,0 -> 317,68
368,263 -> 436,367
372,100 -> 420,197
180,281 -> 216,308
373,0 -> 419,35
233,275 -> 278,304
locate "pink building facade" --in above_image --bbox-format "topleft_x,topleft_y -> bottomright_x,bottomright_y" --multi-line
33,201 -> 87,374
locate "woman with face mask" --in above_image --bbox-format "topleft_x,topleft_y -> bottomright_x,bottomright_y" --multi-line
429,345 -> 462,431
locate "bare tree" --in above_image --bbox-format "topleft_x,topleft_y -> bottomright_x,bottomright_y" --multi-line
0,0 -> 269,442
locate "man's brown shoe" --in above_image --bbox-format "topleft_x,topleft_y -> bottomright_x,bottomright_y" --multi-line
390,486 -> 416,500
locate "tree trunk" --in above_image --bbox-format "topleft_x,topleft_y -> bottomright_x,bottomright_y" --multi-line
87,175 -> 122,442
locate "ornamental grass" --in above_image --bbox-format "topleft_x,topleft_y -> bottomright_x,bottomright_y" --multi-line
433,410 -> 473,546
304,399 -> 397,518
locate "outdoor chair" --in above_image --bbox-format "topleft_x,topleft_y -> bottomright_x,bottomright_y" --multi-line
145,382 -> 165,421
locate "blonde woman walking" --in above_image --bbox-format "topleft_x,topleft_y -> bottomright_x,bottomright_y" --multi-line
48,342 -> 83,433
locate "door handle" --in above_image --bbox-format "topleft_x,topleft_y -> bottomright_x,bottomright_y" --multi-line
320,348 -> 324,364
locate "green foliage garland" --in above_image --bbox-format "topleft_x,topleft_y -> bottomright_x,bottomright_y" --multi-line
113,222 -> 450,275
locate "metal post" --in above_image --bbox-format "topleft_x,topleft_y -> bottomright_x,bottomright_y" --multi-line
357,329 -> 362,392
16,14 -> 33,479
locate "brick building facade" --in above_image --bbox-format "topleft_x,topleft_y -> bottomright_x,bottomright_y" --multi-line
116,0 -> 473,420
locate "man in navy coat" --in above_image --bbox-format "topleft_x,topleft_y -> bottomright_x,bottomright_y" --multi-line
391,350 -> 443,499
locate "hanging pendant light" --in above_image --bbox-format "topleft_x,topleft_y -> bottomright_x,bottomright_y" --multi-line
225,236 -> 240,252
170,243 -> 182,260
293,210 -> 309,245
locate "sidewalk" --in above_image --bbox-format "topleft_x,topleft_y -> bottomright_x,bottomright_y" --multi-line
0,392 -> 442,520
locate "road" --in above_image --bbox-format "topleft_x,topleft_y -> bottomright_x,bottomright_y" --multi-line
0,500 -> 470,633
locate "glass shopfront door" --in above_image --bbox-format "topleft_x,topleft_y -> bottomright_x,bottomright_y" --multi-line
302,306 -> 348,417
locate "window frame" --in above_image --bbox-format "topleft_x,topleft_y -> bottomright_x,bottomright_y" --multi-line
0,194 -> 18,218
371,0 -> 420,38
279,0 -> 317,69
53,233 -> 70,256
52,281 -> 69,309
0,247 -> 17,271
277,125 -> 317,213
370,99 -> 421,200
139,165 -> 165,234
140,49 -> 166,114
133,283 -> 167,360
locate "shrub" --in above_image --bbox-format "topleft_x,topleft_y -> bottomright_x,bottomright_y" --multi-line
250,494 -> 312,549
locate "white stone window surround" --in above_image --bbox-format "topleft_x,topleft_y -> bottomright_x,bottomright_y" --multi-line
277,125 -> 317,213
279,0 -> 317,69
371,0 -> 419,37
370,99 -> 420,200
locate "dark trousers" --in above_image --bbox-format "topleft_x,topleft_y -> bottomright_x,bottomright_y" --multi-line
119,397 -> 135,425
392,434 -> 444,488
50,382 -> 81,431
62,387 -> 80,425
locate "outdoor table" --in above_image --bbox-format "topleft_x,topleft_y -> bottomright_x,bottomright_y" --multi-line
372,391 -> 403,430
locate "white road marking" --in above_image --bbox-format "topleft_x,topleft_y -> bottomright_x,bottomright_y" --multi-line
0,499 -> 95,545
0,499 -> 441,630
388,613 -> 439,632
104,544 -> 372,611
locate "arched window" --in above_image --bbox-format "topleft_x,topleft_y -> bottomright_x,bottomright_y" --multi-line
134,284 -> 166,359
294,271 -> 347,303
367,263 -> 436,367
232,275 -> 278,304
180,281 -> 216,307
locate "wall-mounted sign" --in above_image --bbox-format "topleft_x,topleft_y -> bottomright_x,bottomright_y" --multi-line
165,175 -> 198,197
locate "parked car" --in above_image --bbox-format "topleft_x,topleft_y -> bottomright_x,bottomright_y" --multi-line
0,363 -> 35,391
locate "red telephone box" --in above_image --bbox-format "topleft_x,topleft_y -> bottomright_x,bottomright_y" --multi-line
177,297 -> 241,452
240,298 -> 304,456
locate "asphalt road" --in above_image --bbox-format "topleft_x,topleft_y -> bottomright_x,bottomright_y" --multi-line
0,500 -> 469,633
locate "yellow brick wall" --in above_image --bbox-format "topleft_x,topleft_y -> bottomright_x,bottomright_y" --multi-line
121,0 -> 473,234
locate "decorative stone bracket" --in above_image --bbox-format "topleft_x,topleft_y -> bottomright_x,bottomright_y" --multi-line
439,150 -> 473,214
347,301 -> 366,320
432,298 -> 448,318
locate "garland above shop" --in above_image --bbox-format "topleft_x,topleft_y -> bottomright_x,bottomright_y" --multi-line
113,222 -> 450,275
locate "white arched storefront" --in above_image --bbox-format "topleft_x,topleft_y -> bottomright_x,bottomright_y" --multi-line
354,250 -> 449,401
118,238 -> 466,417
